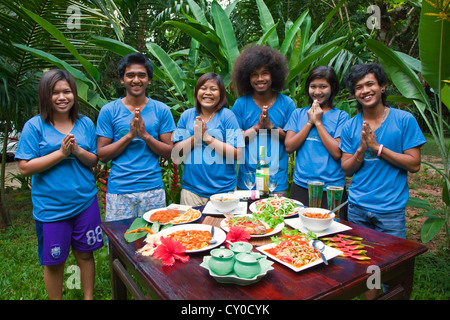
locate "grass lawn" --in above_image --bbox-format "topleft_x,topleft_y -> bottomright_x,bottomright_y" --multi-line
0,148 -> 449,300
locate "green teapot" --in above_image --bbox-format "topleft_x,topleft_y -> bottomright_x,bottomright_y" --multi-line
208,246 -> 235,275
233,252 -> 265,279
227,241 -> 253,255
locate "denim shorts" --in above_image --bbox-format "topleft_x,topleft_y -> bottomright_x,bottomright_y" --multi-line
105,188 -> 166,222
347,203 -> 406,239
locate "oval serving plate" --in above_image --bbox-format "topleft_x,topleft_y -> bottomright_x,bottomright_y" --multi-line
220,215 -> 284,238
250,197 -> 304,218
157,224 -> 226,253
143,208 -> 202,225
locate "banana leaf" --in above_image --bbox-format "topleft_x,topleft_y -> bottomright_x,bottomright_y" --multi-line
22,7 -> 100,82
279,10 -> 309,55
211,1 -> 239,71
146,42 -> 186,97
419,0 -> 450,109
256,0 -> 279,49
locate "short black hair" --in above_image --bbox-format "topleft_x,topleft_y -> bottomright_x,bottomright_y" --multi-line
118,52 -> 153,80
231,45 -> 288,97
344,63 -> 388,110
305,65 -> 339,107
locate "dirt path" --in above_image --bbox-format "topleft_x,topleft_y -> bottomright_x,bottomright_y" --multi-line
4,161 -> 21,188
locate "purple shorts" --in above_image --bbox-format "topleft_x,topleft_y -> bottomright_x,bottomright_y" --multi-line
35,198 -> 104,265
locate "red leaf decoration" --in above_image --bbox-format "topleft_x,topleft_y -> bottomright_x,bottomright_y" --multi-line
153,236 -> 190,266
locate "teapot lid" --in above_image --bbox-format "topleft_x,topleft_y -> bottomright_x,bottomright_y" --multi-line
229,241 -> 252,252
235,252 -> 259,263
210,246 -> 234,258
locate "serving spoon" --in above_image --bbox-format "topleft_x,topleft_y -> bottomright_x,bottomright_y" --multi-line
329,200 -> 348,215
311,240 -> 328,265
208,225 -> 217,245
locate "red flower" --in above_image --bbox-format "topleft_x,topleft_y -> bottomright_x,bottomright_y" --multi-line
153,237 -> 190,266
225,226 -> 251,248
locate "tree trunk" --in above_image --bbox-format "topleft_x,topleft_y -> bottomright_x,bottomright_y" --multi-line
0,119 -> 11,227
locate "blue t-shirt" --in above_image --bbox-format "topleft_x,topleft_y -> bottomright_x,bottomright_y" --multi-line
15,115 -> 98,222
284,106 -> 349,188
231,93 -> 296,191
96,98 -> 176,194
172,107 -> 245,198
339,107 -> 427,213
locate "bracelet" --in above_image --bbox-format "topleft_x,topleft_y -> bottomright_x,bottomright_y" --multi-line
377,144 -> 383,157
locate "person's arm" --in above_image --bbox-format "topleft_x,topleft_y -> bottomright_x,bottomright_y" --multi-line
135,108 -> 173,159
315,124 -> 342,161
201,119 -> 242,160
71,138 -> 98,167
18,134 -> 73,176
341,121 -> 369,176
341,149 -> 366,176
284,123 -> 313,154
97,134 -> 134,164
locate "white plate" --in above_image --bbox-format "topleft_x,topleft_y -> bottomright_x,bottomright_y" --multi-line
157,224 -> 226,253
284,217 -> 352,237
220,215 -> 285,238
256,242 -> 343,272
250,197 -> 304,217
142,208 -> 201,225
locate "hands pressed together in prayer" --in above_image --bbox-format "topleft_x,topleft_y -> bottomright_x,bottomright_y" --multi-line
254,106 -> 276,131
360,121 -> 380,155
194,116 -> 213,144
307,100 -> 323,126
60,133 -> 84,158
130,108 -> 150,140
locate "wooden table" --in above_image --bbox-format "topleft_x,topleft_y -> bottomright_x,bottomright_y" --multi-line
101,207 -> 427,300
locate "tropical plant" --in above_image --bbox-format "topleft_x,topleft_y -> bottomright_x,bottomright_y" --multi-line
367,0 -> 449,245
0,0 -> 130,225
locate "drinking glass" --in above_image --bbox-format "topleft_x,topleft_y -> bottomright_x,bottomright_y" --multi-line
326,185 -> 344,220
307,180 -> 324,207
243,172 -> 256,191
265,175 -> 278,196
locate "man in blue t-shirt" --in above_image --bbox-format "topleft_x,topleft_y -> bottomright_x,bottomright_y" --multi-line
231,45 -> 295,196
96,53 -> 176,221
340,63 -> 426,239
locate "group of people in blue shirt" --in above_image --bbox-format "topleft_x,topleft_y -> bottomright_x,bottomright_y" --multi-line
15,45 -> 426,299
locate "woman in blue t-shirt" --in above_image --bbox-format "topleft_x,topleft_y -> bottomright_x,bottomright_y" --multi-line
15,69 -> 102,299
284,66 -> 349,218
172,73 -> 244,206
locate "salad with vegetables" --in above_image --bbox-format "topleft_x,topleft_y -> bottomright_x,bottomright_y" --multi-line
253,196 -> 300,217
263,228 -> 320,268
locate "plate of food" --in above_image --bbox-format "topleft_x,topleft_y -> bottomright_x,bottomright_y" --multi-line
157,224 -> 226,253
250,196 -> 304,218
256,231 -> 342,272
143,208 -> 202,225
220,214 -> 284,238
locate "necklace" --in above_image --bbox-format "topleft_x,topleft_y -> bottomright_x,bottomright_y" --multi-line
254,92 -> 276,109
363,106 -> 387,123
200,110 -> 216,123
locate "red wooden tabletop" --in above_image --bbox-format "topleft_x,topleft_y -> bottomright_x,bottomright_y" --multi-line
102,211 -> 427,300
